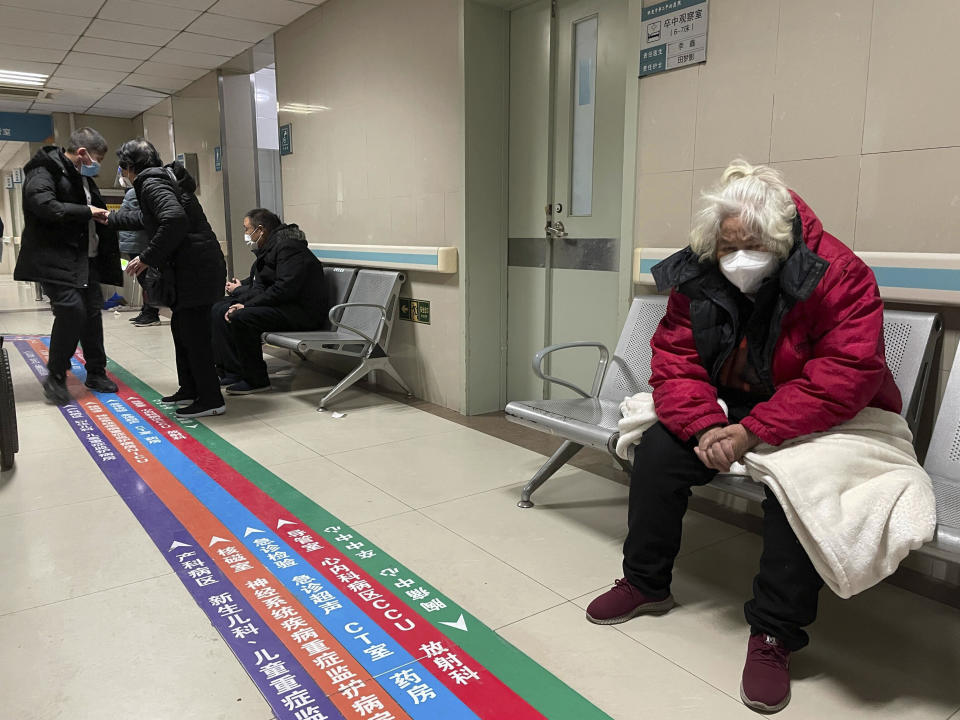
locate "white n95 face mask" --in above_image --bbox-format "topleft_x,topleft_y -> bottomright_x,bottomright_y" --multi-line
243,233 -> 256,247
719,249 -> 779,295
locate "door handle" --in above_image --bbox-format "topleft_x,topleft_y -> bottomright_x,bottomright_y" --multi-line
545,220 -> 568,239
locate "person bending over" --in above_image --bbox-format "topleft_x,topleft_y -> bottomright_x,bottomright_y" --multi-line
586,159 -> 901,713
212,208 -> 327,395
108,139 -> 227,419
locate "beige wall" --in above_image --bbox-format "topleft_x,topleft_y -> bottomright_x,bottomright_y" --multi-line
633,0 -> 960,257
139,98 -> 177,167
275,0 -> 466,410
169,72 -> 227,250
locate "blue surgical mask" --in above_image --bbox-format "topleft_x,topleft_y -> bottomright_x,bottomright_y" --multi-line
80,159 -> 100,177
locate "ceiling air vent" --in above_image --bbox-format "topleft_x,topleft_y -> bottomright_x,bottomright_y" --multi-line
0,86 -> 58,101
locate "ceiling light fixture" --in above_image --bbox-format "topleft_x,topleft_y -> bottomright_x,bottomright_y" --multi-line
278,102 -> 329,114
0,70 -> 48,87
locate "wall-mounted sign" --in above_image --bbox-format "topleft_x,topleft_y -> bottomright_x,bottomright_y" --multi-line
0,111 -> 54,142
12,168 -> 23,184
214,146 -> 222,172
3,176 -> 11,190
279,123 -> 292,156
176,152 -> 186,165
639,0 -> 708,77
399,297 -> 430,324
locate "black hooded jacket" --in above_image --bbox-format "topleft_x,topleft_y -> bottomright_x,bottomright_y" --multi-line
14,146 -> 122,288
111,163 -> 226,310
232,224 -> 327,320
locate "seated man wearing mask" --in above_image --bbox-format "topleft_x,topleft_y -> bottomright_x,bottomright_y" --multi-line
586,160 -> 901,713
212,209 -> 326,394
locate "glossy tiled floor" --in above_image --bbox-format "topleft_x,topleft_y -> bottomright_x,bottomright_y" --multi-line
1,278 -> 959,720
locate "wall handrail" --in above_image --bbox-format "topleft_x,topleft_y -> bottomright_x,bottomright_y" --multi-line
309,243 -> 458,274
633,247 -> 960,305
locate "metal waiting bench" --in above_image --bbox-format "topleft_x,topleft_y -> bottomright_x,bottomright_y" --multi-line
262,268 -> 412,409
506,297 -> 951,562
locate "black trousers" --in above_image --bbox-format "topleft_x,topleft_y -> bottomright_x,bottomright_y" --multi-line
42,259 -> 107,378
211,302 -> 316,387
171,304 -> 223,406
623,397 -> 824,651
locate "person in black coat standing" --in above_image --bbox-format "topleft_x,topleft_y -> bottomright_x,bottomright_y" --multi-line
14,127 -> 122,406
107,139 -> 227,418
213,208 -> 327,394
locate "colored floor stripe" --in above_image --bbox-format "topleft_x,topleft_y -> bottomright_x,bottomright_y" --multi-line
100,371 -> 546,720
26,340 -> 410,720
14,341 -> 341,720
14,339 -> 613,720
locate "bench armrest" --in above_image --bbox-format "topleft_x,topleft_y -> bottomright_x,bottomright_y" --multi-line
533,341 -> 610,398
328,302 -> 388,346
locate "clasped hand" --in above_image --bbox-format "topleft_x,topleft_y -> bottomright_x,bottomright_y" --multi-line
90,206 -> 109,224
225,303 -> 244,322
694,424 -> 759,472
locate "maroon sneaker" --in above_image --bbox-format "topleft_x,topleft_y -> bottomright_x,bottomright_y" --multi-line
740,633 -> 791,713
585,578 -> 675,625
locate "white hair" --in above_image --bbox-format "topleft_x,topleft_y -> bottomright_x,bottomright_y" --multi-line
689,159 -> 797,262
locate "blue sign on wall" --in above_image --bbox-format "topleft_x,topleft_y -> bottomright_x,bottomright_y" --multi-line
279,123 -> 292,156
0,112 -> 54,143
214,146 -> 222,172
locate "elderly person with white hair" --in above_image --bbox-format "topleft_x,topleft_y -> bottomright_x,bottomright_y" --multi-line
586,159 -> 901,713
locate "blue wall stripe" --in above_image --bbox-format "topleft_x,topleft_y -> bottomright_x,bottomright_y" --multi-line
870,266 -> 960,292
313,249 -> 439,266
637,257 -> 960,293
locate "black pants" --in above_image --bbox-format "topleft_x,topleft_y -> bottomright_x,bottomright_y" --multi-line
623,398 -> 824,651
171,304 -> 223,406
211,302 -> 316,387
42,259 -> 107,378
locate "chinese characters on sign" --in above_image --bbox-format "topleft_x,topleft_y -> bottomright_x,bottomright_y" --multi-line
639,0 -> 708,77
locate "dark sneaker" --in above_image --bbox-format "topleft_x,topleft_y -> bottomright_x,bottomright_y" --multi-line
43,373 -> 71,406
225,380 -> 270,395
128,312 -> 146,323
219,374 -> 242,387
740,633 -> 791,713
85,372 -> 118,393
176,401 -> 226,419
161,390 -> 197,405
133,315 -> 161,327
585,578 -> 675,625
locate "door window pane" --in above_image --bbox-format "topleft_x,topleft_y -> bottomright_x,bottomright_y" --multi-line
570,15 -> 598,217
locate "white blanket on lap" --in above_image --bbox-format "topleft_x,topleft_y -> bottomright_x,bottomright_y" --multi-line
617,394 -> 937,598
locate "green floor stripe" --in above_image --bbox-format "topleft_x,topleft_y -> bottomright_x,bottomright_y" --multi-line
107,359 -> 613,720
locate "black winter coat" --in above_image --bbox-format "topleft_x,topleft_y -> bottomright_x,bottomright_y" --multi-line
14,146 -> 122,288
234,224 -> 327,320
111,164 -> 226,310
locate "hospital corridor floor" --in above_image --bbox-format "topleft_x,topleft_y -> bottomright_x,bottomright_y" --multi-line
0,278 -> 959,720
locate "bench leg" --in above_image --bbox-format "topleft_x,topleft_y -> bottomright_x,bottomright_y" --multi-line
318,360 -> 371,410
378,359 -> 413,397
518,440 -> 583,509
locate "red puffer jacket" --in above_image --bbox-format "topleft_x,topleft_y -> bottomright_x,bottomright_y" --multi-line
649,191 -> 901,446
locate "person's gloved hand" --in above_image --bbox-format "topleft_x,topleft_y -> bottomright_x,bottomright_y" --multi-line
694,423 -> 759,472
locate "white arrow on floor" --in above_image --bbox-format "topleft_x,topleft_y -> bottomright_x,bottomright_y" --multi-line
277,519 -> 297,529
209,536 -> 231,546
169,540 -> 191,551
244,527 -> 266,538
438,614 -> 468,632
